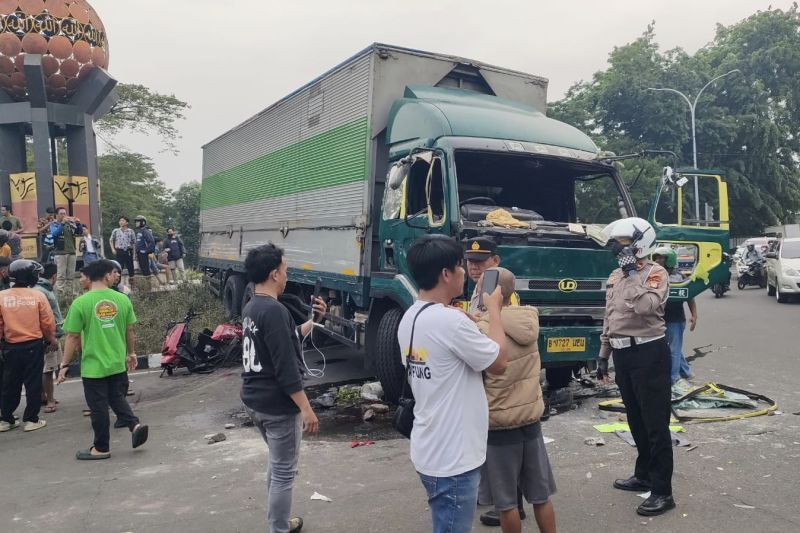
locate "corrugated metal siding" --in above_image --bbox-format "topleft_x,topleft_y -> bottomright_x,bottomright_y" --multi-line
202,53 -> 372,179
201,182 -> 364,229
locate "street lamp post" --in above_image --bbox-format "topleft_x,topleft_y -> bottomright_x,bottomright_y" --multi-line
648,69 -> 741,221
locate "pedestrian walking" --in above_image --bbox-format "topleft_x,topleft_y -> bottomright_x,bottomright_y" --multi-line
57,259 -> 148,460
651,247 -> 697,383
398,235 -> 508,533
0,204 -> 23,232
477,268 -> 557,533
50,207 -> 83,296
0,260 -> 57,434
165,228 -> 187,283
109,216 -> 136,288
2,221 -> 23,260
79,232 -> 101,266
599,217 -> 674,517
133,215 -> 155,281
240,243 -> 327,533
34,263 -> 64,414
37,207 -> 56,263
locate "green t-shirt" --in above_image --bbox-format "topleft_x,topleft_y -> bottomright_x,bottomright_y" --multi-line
63,288 -> 137,378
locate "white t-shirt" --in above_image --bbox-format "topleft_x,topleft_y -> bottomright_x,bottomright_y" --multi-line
397,300 -> 500,477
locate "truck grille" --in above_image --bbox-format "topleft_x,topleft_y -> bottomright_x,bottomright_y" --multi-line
524,279 -> 604,291
522,299 -> 605,308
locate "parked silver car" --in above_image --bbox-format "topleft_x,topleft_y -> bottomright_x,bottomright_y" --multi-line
765,238 -> 800,303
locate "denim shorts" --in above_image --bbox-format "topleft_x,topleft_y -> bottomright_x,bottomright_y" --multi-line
418,466 -> 481,533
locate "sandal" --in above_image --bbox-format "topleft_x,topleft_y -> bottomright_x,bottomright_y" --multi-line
131,424 -> 149,449
76,447 -> 110,460
44,406 -> 57,413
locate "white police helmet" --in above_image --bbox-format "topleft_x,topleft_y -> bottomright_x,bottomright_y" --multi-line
603,217 -> 658,259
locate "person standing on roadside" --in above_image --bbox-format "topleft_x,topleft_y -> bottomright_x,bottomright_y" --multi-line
398,234 -> 508,533
0,205 -> 23,232
50,207 -> 83,296
0,256 -> 11,405
80,231 -> 101,266
165,228 -> 186,283
110,216 -> 136,289
133,215 -> 155,281
0,260 -> 56,434
57,260 -> 148,460
240,243 -> 327,533
38,207 -> 56,263
477,268 -> 557,533
599,218 -> 674,517
35,263 -> 64,414
2,221 -> 23,260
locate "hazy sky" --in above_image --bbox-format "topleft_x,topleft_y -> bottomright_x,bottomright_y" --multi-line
89,0 -> 793,189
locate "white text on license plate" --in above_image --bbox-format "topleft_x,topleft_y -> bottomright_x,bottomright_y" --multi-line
547,337 -> 586,353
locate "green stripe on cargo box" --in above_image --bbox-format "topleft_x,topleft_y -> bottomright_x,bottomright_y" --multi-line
202,117 -> 369,210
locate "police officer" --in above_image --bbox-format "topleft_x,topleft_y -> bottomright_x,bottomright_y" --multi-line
598,217 -> 674,517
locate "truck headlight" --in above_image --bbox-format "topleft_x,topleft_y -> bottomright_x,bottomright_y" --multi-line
783,268 -> 800,277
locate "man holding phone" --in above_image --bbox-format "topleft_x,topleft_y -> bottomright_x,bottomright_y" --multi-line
398,235 -> 508,532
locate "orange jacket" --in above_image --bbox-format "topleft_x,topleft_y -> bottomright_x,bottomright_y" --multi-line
0,288 -> 57,344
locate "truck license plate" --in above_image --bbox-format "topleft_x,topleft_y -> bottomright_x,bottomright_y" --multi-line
547,337 -> 586,353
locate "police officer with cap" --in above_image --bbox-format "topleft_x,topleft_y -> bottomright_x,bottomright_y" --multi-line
598,217 -> 674,517
465,237 -> 517,316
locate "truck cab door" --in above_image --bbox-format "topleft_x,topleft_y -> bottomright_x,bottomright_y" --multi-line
647,168 -> 730,300
378,151 -> 452,276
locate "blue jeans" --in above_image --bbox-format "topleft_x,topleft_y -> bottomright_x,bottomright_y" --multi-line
83,252 -> 100,265
246,408 -> 303,533
665,321 -> 692,384
418,467 -> 481,533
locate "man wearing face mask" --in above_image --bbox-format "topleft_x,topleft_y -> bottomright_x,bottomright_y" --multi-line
598,217 -> 673,517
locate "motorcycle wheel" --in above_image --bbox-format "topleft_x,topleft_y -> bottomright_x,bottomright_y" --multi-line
737,279 -> 745,290
166,367 -> 173,376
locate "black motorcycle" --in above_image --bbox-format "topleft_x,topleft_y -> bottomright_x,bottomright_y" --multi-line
713,253 -> 732,297
737,258 -> 767,290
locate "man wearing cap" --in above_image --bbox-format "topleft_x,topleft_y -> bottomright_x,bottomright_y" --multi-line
599,217 -> 674,517
465,237 -> 520,316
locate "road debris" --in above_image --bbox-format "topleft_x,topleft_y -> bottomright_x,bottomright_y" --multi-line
205,432 -> 227,444
543,436 -> 555,444
367,403 -> 390,414
362,409 -> 375,422
638,491 -> 651,499
584,437 -> 606,446
224,423 -> 235,429
733,504 -> 755,509
311,492 -> 333,502
350,441 -> 375,448
361,382 -> 384,401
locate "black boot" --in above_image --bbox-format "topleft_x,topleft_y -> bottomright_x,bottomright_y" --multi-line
613,476 -> 651,492
637,494 -> 675,516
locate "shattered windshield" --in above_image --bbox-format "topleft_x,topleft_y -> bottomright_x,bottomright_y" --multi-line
454,150 -> 627,226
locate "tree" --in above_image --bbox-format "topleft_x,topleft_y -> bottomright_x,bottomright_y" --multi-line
549,8 -> 800,237
165,181 -> 201,266
98,152 -> 171,244
97,83 -> 190,154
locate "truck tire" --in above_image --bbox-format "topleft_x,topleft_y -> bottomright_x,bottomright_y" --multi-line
223,274 -> 246,319
241,282 -> 255,312
375,307 -> 406,405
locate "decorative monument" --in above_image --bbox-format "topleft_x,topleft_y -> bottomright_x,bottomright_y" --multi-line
0,0 -> 116,256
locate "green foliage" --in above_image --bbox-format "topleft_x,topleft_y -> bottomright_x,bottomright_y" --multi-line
164,181 -> 201,267
97,83 -> 190,155
549,8 -> 800,236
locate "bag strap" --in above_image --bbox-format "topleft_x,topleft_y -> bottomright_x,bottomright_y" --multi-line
399,302 -> 437,400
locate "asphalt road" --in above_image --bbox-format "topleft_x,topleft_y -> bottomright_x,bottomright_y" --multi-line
1,286 -> 798,532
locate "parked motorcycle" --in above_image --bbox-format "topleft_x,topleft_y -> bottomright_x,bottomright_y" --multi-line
737,259 -> 767,290
712,253 -> 732,297
161,309 -> 243,376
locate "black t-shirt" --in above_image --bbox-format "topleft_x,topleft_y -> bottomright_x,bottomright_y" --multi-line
663,300 -> 686,323
240,295 -> 304,415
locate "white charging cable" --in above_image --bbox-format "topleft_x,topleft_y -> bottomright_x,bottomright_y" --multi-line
301,322 -> 327,378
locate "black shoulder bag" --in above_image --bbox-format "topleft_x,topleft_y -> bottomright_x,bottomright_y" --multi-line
392,302 -> 436,439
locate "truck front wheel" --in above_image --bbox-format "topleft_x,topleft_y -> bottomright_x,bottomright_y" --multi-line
374,307 -> 406,405
223,274 -> 246,319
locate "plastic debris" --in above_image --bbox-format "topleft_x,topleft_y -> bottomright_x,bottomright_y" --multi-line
543,437 -> 555,444
361,382 -> 384,401
350,441 -> 375,449
584,437 -> 606,446
205,432 -> 227,444
311,492 -> 333,502
586,472 -> 592,479
733,504 -> 755,509
224,423 -> 235,429
638,491 -> 651,499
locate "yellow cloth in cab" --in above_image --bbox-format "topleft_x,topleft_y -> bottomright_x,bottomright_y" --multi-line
485,208 -> 529,229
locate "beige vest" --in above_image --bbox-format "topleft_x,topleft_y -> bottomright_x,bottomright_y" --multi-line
478,306 -> 544,430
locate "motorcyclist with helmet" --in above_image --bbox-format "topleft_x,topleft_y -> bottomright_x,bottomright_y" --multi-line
744,243 -> 762,263
598,218 -> 675,517
0,260 -> 57,433
133,215 -> 156,279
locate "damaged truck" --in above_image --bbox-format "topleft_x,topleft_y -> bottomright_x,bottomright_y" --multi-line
199,44 -> 730,401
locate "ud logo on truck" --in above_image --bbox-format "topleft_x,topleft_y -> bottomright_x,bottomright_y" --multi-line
558,279 -> 578,292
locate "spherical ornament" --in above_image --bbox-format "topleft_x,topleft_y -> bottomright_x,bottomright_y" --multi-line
0,0 -> 109,102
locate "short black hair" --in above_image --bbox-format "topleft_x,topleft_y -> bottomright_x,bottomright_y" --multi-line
56,206 -> 67,215
406,235 -> 463,291
41,262 -> 57,279
119,215 -> 129,222
45,207 -> 55,214
1,204 -> 9,210
1,220 -> 11,231
155,237 -> 163,243
167,227 -> 175,232
245,243 -> 284,284
84,259 -> 115,282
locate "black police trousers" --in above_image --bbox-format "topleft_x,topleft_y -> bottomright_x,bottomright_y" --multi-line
613,337 -> 673,496
1,340 -> 45,424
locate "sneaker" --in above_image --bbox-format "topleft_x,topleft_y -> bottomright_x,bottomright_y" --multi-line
23,419 -> 47,432
289,517 -> 304,532
0,420 -> 20,432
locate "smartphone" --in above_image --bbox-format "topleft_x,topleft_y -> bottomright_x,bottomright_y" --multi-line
309,278 -> 323,320
478,269 -> 500,309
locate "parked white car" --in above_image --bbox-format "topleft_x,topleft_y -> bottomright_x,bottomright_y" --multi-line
765,238 -> 800,303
